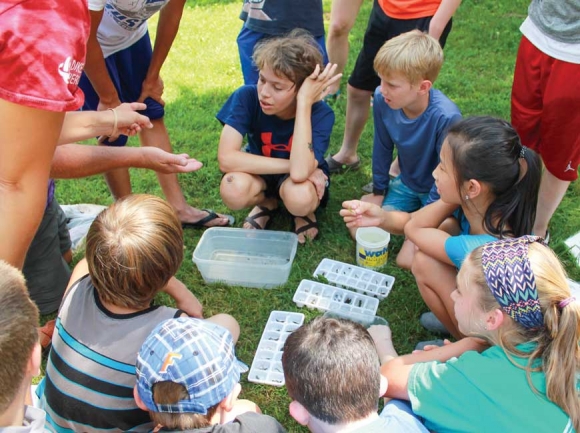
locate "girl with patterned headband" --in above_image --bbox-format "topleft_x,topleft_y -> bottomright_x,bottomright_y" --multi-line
371,236 -> 579,433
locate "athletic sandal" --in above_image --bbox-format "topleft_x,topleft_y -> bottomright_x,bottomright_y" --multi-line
362,181 -> 374,194
294,215 -> 319,244
181,209 -> 234,229
243,205 -> 275,230
325,155 -> 361,174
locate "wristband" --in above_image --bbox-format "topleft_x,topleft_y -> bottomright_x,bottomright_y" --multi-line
372,187 -> 386,196
108,108 -> 118,137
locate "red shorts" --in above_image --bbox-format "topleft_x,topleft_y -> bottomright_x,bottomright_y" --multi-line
511,36 -> 580,181
0,0 -> 90,111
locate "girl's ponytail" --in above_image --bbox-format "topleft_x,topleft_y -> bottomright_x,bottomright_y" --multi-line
503,146 -> 542,237
447,117 -> 541,238
542,293 -> 580,432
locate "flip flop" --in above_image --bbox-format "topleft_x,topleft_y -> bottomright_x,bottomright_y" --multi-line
325,155 -> 361,174
181,209 -> 234,229
323,89 -> 341,104
244,205 -> 275,230
294,215 -> 319,244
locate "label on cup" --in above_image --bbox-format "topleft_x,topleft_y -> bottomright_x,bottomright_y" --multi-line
357,245 -> 388,269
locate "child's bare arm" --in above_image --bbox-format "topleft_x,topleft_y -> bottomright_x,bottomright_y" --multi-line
403,200 -> 459,264
84,9 -> 121,110
381,337 -> 487,399
429,0 -> 462,40
217,125 -> 290,174
291,64 -> 342,181
163,277 -> 203,318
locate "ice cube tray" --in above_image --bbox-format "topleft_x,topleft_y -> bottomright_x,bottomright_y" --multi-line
248,311 -> 304,386
313,258 -> 395,300
323,310 -> 389,328
293,280 -> 379,317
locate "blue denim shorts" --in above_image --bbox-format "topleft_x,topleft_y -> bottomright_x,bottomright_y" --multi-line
382,175 -> 430,212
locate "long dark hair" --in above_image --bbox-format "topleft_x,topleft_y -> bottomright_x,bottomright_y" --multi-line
447,116 -> 541,237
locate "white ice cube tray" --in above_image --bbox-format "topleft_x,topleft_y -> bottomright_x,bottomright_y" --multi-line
313,258 -> 395,300
248,310 -> 304,387
293,280 -> 379,317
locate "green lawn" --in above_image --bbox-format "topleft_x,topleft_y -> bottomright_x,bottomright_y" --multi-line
53,0 -> 580,430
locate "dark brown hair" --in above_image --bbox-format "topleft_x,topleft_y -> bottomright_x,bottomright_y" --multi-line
282,317 -> 380,424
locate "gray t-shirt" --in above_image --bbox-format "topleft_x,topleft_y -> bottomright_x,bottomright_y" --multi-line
161,412 -> 286,433
528,0 -> 580,43
0,406 -> 48,433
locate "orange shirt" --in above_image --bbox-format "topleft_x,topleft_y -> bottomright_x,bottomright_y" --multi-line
379,0 -> 442,19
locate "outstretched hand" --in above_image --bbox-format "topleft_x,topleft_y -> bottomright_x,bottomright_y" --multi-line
297,63 -> 342,106
141,147 -> 203,174
340,199 -> 385,228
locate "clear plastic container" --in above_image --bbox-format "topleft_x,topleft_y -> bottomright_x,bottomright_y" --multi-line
322,310 -> 388,328
248,311 -> 305,386
313,258 -> 395,299
293,280 -> 379,316
192,228 -> 298,288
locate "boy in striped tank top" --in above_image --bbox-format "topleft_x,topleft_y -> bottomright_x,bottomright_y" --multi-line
37,195 -> 239,432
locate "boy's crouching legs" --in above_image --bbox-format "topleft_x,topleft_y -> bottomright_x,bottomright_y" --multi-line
220,172 -> 266,210
279,178 -> 319,216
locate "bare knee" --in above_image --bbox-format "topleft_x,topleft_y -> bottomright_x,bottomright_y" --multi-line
280,180 -> 318,216
206,313 -> 240,344
220,172 -> 258,210
329,19 -> 352,38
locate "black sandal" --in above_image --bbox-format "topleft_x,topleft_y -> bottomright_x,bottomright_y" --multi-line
244,206 -> 275,230
294,215 -> 319,243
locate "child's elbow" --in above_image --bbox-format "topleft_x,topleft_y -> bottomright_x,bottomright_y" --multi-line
217,152 -> 232,173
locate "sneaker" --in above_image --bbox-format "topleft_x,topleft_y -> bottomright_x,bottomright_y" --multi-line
419,312 -> 451,336
362,181 -> 373,194
325,155 -> 361,174
415,339 -> 445,351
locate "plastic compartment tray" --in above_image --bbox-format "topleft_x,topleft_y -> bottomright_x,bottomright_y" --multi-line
192,228 -> 298,289
293,280 -> 379,317
248,311 -> 305,386
323,310 -> 388,328
313,258 -> 395,299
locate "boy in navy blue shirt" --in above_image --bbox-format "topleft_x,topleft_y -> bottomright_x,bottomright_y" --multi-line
351,30 -> 461,267
218,30 -> 341,243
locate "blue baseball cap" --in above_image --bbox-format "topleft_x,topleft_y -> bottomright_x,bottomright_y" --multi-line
136,317 -> 248,414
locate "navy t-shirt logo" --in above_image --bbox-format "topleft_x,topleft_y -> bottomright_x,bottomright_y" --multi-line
261,132 -> 293,158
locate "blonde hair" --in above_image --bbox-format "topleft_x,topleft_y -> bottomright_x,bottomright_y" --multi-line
0,261 -> 39,414
86,195 -> 183,310
150,381 -> 219,429
253,29 -> 323,89
467,243 -> 580,431
374,29 -> 443,84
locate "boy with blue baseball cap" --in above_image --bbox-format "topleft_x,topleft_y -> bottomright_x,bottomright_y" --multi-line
135,317 -> 286,432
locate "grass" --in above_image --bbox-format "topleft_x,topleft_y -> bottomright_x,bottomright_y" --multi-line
52,0 -> 580,431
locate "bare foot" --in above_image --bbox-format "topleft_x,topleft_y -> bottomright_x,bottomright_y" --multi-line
294,212 -> 318,244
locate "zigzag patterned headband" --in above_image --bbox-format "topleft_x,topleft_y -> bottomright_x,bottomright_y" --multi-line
481,236 -> 544,329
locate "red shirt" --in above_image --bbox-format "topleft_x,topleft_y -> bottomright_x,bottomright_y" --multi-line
0,0 -> 90,111
379,0 -> 442,19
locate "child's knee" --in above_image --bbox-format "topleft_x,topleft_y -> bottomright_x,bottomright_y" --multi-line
280,179 -> 318,216
220,173 -> 255,210
206,313 -> 240,344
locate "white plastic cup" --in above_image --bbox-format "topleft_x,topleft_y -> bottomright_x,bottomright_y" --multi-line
355,227 -> 390,269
